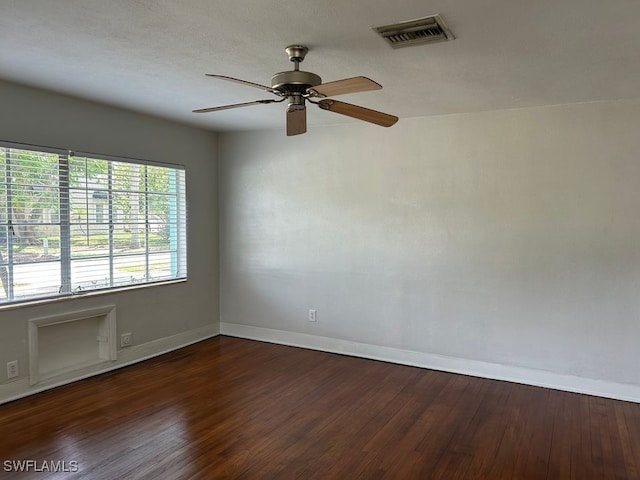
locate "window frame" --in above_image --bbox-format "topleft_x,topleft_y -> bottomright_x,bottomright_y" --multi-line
0,141 -> 188,307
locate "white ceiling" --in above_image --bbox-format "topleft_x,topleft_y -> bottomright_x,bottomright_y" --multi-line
1,0 -> 639,133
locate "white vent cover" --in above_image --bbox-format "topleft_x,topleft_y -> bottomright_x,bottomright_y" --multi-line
373,14 -> 454,49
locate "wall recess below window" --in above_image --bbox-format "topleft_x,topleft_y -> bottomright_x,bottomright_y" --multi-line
28,305 -> 117,385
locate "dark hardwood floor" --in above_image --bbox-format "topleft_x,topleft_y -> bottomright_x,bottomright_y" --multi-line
1,336 -> 639,479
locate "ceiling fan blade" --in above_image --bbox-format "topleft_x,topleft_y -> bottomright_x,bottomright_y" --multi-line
317,99 -> 398,127
307,76 -> 382,98
193,99 -> 279,113
286,106 -> 307,136
205,74 -> 276,92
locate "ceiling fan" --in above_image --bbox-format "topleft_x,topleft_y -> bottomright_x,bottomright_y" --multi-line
193,45 -> 399,136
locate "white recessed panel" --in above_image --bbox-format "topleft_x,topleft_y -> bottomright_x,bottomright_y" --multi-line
29,305 -> 117,385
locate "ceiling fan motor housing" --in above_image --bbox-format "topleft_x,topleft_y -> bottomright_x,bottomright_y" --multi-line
271,70 -> 322,93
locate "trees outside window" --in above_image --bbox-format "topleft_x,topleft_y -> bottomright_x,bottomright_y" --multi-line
0,145 -> 186,304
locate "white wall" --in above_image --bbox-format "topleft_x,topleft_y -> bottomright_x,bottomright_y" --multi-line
0,80 -> 219,402
219,99 -> 640,401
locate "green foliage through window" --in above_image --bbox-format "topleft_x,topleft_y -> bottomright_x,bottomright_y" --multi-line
0,144 -> 187,304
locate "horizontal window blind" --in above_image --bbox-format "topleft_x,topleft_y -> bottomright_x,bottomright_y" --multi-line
0,143 -> 187,305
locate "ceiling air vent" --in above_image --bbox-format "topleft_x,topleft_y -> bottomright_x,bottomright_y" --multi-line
373,14 -> 454,49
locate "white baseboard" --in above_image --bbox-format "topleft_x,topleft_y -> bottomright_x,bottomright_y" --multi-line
221,322 -> 640,404
0,323 -> 219,405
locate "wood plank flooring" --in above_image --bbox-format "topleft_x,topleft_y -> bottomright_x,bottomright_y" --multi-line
1,336 -> 639,479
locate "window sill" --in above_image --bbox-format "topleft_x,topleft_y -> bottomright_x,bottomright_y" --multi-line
0,278 -> 187,312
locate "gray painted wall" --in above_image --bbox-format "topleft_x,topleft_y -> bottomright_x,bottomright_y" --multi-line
0,80 -> 219,390
219,99 -> 640,392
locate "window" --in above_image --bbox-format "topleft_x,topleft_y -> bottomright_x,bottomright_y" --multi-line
0,142 -> 187,305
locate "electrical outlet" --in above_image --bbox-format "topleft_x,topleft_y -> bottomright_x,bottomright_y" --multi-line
308,309 -> 316,322
6,360 -> 18,379
120,333 -> 133,348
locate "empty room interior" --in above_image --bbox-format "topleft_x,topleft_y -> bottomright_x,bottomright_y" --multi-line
1,1 -> 640,478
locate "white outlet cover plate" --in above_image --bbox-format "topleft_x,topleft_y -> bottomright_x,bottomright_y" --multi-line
7,361 -> 19,379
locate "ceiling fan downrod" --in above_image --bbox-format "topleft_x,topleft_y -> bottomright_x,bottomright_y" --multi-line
271,46 -> 322,93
